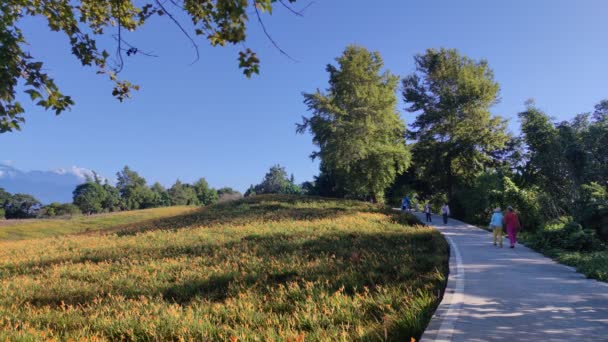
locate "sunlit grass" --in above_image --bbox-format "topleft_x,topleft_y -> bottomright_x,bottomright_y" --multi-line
0,206 -> 195,241
0,195 -> 447,341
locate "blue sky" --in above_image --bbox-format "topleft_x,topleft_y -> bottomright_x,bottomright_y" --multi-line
2,0 -> 607,192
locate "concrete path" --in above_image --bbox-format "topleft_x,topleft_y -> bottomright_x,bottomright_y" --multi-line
416,213 -> 608,342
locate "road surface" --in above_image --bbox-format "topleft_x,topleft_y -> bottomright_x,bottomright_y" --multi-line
415,213 -> 608,342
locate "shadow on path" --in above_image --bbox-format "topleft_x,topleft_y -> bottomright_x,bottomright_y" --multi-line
417,213 -> 608,342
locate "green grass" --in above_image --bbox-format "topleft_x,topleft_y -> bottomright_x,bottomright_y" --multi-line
519,231 -> 608,282
553,250 -> 608,281
0,206 -> 195,241
0,195 -> 448,341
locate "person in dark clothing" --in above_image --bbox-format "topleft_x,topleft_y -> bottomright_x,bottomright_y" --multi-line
424,203 -> 432,222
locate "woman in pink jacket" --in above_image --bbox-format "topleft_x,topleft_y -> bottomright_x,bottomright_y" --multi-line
504,206 -> 521,248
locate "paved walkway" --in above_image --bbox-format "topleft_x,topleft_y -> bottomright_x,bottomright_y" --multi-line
415,213 -> 608,342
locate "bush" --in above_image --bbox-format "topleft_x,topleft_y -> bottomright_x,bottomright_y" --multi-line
38,203 -> 81,218
577,182 -> 608,241
525,218 -> 603,252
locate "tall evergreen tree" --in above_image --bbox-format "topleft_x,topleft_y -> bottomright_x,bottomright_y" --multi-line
402,48 -> 508,201
298,45 -> 410,202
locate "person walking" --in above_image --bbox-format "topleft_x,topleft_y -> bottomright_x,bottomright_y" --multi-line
489,207 -> 504,247
441,203 -> 450,224
504,206 -> 521,248
424,203 -> 432,223
401,196 -> 410,212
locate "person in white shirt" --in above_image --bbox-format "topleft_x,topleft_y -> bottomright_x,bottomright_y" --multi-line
424,203 -> 432,222
441,203 -> 450,224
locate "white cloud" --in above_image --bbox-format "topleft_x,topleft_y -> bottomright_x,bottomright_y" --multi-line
53,166 -> 103,182
1,160 -> 14,166
0,170 -> 4,178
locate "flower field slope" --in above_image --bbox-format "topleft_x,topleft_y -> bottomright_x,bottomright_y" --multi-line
0,206 -> 195,241
0,195 -> 448,341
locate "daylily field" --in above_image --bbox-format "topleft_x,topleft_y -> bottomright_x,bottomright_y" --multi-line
0,195 -> 447,341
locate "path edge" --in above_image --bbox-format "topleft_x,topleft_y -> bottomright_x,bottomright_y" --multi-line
420,232 -> 464,342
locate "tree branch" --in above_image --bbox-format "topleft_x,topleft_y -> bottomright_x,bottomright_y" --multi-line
278,0 -> 315,17
154,0 -> 200,64
112,35 -> 159,58
115,15 -> 125,73
254,4 -> 298,62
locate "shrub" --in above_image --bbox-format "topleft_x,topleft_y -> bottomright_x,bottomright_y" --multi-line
577,182 -> 608,241
525,217 -> 603,252
38,203 -> 81,218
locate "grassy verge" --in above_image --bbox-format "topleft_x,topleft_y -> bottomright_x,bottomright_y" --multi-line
0,206 -> 195,241
0,195 -> 448,341
519,231 -> 608,282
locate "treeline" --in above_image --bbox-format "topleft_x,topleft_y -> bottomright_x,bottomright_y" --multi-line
297,45 -> 607,245
0,189 -> 44,219
0,166 -> 242,219
71,166 -> 228,215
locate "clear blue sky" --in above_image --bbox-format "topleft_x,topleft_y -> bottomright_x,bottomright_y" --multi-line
2,0 -> 607,192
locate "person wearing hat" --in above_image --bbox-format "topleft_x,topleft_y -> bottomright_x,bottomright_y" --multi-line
504,206 -> 521,248
489,207 -> 504,247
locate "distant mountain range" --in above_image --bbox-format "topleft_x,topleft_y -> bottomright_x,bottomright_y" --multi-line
0,164 -> 97,204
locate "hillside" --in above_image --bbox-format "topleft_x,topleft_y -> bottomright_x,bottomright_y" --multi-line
0,206 -> 195,241
0,195 -> 448,340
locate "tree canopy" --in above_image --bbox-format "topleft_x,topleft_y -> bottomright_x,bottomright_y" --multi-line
3,193 -> 41,218
193,178 -> 219,205
298,45 -> 410,202
73,181 -> 107,214
245,165 -> 301,196
116,166 -> 153,210
168,180 -> 198,206
402,48 -> 509,201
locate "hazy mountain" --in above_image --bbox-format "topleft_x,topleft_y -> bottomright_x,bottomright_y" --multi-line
0,164 -> 97,204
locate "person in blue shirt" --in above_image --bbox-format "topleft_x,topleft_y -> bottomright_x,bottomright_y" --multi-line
401,196 -> 410,211
489,207 -> 504,247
